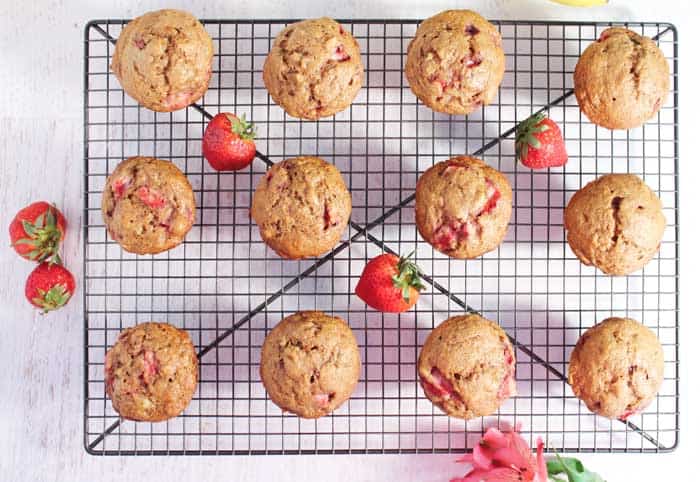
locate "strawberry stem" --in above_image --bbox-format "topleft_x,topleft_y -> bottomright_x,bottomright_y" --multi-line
391,251 -> 426,303
515,112 -> 549,162
14,205 -> 63,264
229,113 -> 257,140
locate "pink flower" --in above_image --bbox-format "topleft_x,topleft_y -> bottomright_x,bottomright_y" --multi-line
452,426 -> 547,482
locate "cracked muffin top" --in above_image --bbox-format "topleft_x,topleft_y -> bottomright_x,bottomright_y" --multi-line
564,173 -> 665,276
105,322 -> 198,422
260,311 -> 361,419
568,317 -> 664,420
415,156 -> 512,259
111,9 -> 213,112
262,17 -> 364,120
405,10 -> 505,115
574,27 -> 669,130
250,156 -> 352,259
418,314 -> 516,420
102,156 -> 196,255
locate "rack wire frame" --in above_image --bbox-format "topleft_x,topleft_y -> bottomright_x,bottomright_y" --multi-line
83,19 -> 679,456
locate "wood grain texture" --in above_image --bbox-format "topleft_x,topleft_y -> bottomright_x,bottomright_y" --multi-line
0,1 -> 696,481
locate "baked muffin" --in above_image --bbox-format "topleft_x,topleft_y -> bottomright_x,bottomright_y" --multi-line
564,173 -> 665,275
105,322 -> 199,422
574,27 -> 669,130
102,156 -> 196,255
111,9 -> 213,112
405,10 -> 505,115
260,311 -> 361,419
263,17 -> 364,120
418,314 -> 516,420
415,156 -> 512,259
568,317 -> 664,420
250,156 -> 351,259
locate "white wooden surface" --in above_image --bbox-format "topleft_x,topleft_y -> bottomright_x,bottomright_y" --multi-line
0,1 -> 697,480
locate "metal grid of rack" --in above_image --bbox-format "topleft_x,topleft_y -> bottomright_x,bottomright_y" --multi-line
84,19 -> 679,455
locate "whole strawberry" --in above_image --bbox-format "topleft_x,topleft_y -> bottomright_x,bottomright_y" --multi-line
515,112 -> 568,169
202,113 -> 257,171
9,201 -> 66,264
25,262 -> 76,313
355,252 -> 425,313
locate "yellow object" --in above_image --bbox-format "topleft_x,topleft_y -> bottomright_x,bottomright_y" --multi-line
549,0 -> 608,6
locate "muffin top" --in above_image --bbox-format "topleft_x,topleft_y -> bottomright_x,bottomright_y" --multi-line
574,27 -> 669,129
102,156 -> 196,255
415,156 -> 512,259
263,17 -> 364,120
260,311 -> 361,419
405,10 -> 505,115
564,173 -> 665,275
105,322 -> 199,422
568,317 -> 664,420
250,156 -> 352,259
418,314 -> 516,420
111,9 -> 213,112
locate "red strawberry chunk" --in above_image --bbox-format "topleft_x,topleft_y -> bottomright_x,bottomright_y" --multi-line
598,29 -> 613,42
133,38 -> 146,49
498,348 -> 516,400
332,45 -> 350,61
137,186 -> 167,209
619,408 -> 637,421
313,393 -> 330,408
111,176 -> 132,200
323,203 -> 339,230
462,54 -> 483,68
465,24 -> 480,36
140,349 -> 160,385
422,367 -> 461,401
478,180 -> 500,215
163,90 -> 193,110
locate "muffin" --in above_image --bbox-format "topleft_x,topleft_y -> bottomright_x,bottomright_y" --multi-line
263,17 -> 364,120
111,9 -> 214,112
405,10 -> 505,115
418,314 -> 516,420
415,156 -> 512,259
102,156 -> 196,255
260,311 -> 361,419
564,173 -> 665,275
574,27 -> 669,130
568,317 -> 664,420
105,322 -> 199,422
250,156 -> 351,259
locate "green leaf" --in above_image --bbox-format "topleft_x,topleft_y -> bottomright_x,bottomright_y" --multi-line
547,453 -> 606,482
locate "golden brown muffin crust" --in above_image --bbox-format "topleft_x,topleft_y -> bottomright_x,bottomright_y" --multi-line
260,311 -> 361,419
574,27 -> 669,130
405,10 -> 505,115
564,173 -> 665,275
263,17 -> 364,120
111,9 -> 214,112
415,156 -> 512,259
417,314 -> 516,420
250,156 -> 352,259
105,322 -> 199,422
102,156 -> 196,255
568,317 -> 664,419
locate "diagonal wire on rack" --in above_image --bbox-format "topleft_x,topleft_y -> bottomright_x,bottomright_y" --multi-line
85,20 -> 677,453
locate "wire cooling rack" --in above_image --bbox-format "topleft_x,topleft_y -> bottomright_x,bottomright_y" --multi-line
83,19 -> 679,455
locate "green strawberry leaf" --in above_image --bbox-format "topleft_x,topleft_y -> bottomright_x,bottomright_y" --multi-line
547,453 -> 606,482
391,251 -> 425,303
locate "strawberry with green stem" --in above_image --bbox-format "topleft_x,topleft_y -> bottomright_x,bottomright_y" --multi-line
9,201 -> 66,264
202,113 -> 257,171
25,262 -> 76,313
515,112 -> 568,169
355,251 -> 425,313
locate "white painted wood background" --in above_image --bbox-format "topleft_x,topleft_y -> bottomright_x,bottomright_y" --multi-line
0,1 -> 697,480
